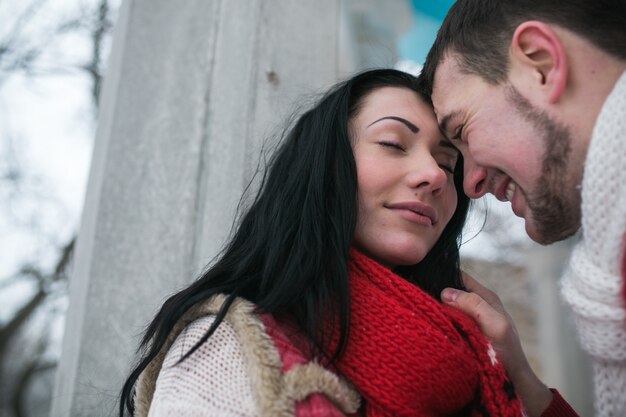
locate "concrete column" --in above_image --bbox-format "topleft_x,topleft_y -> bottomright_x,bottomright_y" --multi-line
50,0 -> 346,415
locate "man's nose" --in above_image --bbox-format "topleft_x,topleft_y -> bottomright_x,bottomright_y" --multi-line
463,155 -> 489,199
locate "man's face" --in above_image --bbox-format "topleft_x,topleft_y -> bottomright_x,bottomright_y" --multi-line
431,56 -> 582,244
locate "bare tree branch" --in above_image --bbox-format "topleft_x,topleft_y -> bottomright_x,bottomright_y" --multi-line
11,357 -> 56,417
54,237 -> 75,278
0,0 -> 48,53
0,289 -> 46,363
82,0 -> 111,109
0,0 -> 50,87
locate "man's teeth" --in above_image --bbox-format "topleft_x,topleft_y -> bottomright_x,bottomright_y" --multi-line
505,182 -> 516,202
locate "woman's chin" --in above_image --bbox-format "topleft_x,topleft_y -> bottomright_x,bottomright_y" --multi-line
367,250 -> 427,269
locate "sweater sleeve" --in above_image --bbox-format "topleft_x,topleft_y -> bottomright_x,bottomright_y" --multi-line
540,389 -> 580,417
147,316 -> 259,417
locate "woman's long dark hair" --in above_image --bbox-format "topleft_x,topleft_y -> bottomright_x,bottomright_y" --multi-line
119,69 -> 470,416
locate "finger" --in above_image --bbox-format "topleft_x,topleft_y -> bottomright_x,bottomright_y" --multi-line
441,288 -> 508,338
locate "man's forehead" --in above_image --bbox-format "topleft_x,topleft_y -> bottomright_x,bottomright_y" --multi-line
431,56 -> 466,120
432,55 -> 463,98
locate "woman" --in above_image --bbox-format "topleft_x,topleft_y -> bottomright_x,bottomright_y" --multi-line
119,69 -> 522,417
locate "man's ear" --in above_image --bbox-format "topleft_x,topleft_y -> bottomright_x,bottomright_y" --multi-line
510,21 -> 568,104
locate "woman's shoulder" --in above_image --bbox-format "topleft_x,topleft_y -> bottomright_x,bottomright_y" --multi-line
164,315 -> 245,366
148,314 -> 258,417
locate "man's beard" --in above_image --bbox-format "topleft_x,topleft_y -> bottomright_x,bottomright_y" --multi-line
506,85 -> 581,244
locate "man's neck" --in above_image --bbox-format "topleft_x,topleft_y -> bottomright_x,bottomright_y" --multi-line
555,27 -> 626,152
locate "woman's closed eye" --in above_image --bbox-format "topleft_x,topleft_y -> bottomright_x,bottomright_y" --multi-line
378,141 -> 405,151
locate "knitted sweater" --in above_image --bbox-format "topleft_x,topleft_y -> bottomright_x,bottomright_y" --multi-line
561,70 -> 626,417
134,295 -> 361,417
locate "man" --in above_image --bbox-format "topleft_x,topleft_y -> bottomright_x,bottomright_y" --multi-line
419,1 -> 626,416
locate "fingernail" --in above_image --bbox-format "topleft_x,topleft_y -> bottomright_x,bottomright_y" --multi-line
441,288 -> 459,303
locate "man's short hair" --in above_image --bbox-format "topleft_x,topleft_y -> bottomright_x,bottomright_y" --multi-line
420,0 -> 626,95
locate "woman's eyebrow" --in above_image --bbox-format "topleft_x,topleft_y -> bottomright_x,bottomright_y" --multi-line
367,116 -> 419,133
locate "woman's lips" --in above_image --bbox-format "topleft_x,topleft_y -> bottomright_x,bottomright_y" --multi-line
386,201 -> 436,226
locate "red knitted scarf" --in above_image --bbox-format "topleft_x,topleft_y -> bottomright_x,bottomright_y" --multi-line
331,249 -> 523,417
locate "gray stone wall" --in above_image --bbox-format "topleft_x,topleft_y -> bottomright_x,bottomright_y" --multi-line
51,1 -> 347,415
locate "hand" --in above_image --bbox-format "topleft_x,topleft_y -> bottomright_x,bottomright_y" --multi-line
441,273 -> 553,417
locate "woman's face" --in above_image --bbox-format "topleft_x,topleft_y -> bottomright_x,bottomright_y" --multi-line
351,86 -> 459,268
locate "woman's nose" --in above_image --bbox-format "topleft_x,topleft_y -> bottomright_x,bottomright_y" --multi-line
407,157 -> 448,195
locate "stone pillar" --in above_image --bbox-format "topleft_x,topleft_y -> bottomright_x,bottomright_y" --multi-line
50,0 -> 346,415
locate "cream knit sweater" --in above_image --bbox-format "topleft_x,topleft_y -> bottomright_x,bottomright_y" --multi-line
147,316 -> 259,416
561,70 -> 626,417
135,295 -> 360,417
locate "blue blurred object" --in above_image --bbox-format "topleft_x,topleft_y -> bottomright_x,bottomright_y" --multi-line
399,0 -> 454,66
409,0 -> 455,20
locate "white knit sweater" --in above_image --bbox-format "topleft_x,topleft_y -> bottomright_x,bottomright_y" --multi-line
147,316 -> 258,417
561,70 -> 626,417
